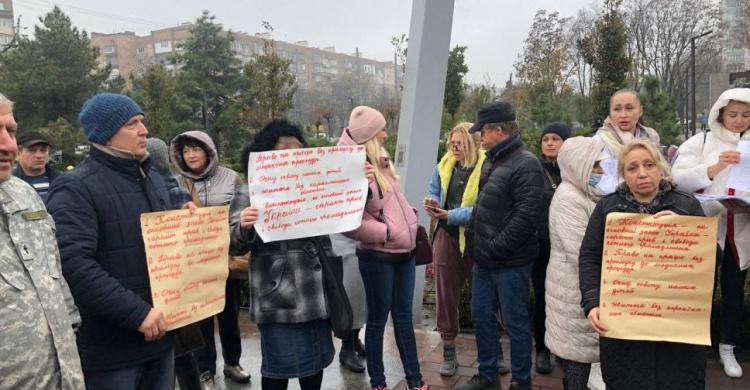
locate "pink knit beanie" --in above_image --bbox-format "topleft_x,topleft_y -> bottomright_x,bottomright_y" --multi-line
347,106 -> 386,144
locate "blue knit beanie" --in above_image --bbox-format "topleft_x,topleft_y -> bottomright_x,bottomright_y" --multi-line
79,93 -> 144,144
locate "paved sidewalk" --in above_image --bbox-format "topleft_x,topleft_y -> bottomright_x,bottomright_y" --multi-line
206,313 -> 750,390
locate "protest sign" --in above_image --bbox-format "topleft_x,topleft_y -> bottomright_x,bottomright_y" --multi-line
599,212 -> 718,345
247,146 -> 368,243
141,206 -> 230,330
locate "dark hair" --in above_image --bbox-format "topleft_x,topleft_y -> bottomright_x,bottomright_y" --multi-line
241,119 -> 307,174
173,136 -> 210,168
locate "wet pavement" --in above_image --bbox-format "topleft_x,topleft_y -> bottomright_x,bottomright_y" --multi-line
203,311 -> 750,390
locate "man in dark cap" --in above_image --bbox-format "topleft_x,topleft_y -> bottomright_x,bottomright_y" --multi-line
458,102 -> 544,390
12,130 -> 60,201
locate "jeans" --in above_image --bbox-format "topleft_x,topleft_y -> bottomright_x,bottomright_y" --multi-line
720,239 -> 748,345
85,350 -> 174,390
196,278 -> 243,374
472,262 -> 533,385
359,255 -> 422,387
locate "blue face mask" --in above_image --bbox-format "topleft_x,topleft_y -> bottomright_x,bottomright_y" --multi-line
588,173 -> 603,187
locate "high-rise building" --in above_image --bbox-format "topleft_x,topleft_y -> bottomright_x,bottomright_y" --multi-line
722,0 -> 750,73
91,23 -> 401,92
0,0 -> 14,52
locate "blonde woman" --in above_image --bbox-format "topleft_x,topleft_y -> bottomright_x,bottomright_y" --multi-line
579,140 -> 708,389
422,123 -> 489,376
338,106 -> 427,390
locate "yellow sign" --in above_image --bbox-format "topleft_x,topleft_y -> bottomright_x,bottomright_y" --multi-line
141,206 -> 230,330
600,212 -> 718,345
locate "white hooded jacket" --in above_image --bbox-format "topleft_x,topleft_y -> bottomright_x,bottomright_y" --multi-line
672,88 -> 750,270
544,137 -> 604,363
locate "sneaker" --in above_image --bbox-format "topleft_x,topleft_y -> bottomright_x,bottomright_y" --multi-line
498,345 -> 510,375
408,381 -> 429,390
535,350 -> 552,374
456,374 -> 501,390
440,344 -> 457,376
199,371 -> 217,390
508,381 -> 532,390
587,362 -> 605,390
371,383 -> 389,390
719,343 -> 744,378
223,365 -> 251,383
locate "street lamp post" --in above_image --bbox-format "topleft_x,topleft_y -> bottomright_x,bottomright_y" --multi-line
691,30 -> 713,136
195,87 -> 209,134
342,95 -> 355,112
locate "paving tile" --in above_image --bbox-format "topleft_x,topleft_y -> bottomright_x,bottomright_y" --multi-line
531,374 -> 563,389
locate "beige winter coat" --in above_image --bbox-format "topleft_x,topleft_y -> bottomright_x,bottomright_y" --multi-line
544,137 -> 604,363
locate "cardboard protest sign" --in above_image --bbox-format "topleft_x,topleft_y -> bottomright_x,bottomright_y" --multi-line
599,212 -> 718,345
141,206 -> 230,330
247,146 -> 368,243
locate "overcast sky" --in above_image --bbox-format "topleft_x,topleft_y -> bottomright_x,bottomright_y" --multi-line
15,0 -> 594,85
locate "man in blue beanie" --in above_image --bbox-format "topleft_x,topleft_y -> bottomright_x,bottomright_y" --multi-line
47,93 -> 192,390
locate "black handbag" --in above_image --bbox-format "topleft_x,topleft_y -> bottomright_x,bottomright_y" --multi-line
312,237 -> 353,339
413,224 -> 433,266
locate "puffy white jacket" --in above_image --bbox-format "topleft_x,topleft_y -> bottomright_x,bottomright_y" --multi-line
545,137 -> 604,363
672,88 -> 750,270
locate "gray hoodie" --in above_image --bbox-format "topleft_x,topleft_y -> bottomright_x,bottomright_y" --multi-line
170,131 -> 242,207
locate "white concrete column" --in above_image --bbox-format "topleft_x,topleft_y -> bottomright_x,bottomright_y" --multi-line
394,0 -> 455,323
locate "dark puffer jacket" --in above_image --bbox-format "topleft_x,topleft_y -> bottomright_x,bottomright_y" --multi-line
538,157 -> 562,247
466,132 -> 545,268
578,182 -> 714,390
46,146 -> 172,372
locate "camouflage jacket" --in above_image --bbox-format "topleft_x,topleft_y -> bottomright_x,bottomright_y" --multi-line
0,176 -> 84,390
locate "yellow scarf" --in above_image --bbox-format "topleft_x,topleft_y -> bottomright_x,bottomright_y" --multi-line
437,150 -> 485,252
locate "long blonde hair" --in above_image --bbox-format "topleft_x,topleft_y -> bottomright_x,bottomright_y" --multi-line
364,137 -> 398,193
447,122 -> 479,167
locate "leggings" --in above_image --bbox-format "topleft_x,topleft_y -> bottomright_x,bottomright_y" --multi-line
560,358 -> 591,390
261,371 -> 324,390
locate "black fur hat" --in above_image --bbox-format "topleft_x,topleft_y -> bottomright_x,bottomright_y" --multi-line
241,119 -> 307,173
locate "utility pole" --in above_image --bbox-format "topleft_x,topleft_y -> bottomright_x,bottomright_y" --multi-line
356,47 -> 362,104
685,66 -> 690,139
691,30 -> 713,136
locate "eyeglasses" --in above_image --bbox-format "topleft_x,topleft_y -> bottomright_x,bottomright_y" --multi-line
449,142 -> 463,151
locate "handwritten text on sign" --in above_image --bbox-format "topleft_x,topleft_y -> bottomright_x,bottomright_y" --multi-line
248,146 -> 368,243
600,212 -> 718,345
141,206 -> 230,330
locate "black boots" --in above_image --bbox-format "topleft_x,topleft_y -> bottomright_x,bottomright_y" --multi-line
339,329 -> 366,373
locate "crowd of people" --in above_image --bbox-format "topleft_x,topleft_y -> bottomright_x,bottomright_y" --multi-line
0,86 -> 747,390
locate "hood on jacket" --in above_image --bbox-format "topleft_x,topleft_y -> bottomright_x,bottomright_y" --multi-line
337,128 -> 358,146
558,136 -> 604,202
708,88 -> 750,143
170,131 -> 219,180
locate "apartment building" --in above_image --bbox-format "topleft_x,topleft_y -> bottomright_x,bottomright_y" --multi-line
91,23 -> 400,91
0,0 -> 13,51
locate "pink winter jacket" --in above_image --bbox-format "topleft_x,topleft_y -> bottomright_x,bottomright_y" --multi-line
338,131 -> 418,254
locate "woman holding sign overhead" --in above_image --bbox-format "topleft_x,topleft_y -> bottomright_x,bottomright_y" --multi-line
338,106 -> 428,390
672,88 -> 750,379
170,130 -> 250,387
579,140 -> 709,389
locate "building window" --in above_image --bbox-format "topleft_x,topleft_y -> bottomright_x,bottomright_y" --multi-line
104,45 -> 116,54
0,34 -> 12,45
137,46 -> 146,54
159,41 -> 170,48
0,3 -> 5,10
0,18 -> 11,27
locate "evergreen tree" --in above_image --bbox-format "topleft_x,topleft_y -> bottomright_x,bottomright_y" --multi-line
640,75 -> 680,145
129,64 -> 183,141
242,36 -> 298,126
444,45 -> 469,122
0,7 -> 108,129
172,11 -> 242,152
590,0 -> 629,120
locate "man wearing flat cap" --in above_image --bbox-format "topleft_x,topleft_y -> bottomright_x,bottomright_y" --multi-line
12,130 -> 60,201
46,93 -> 183,389
458,102 -> 544,390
